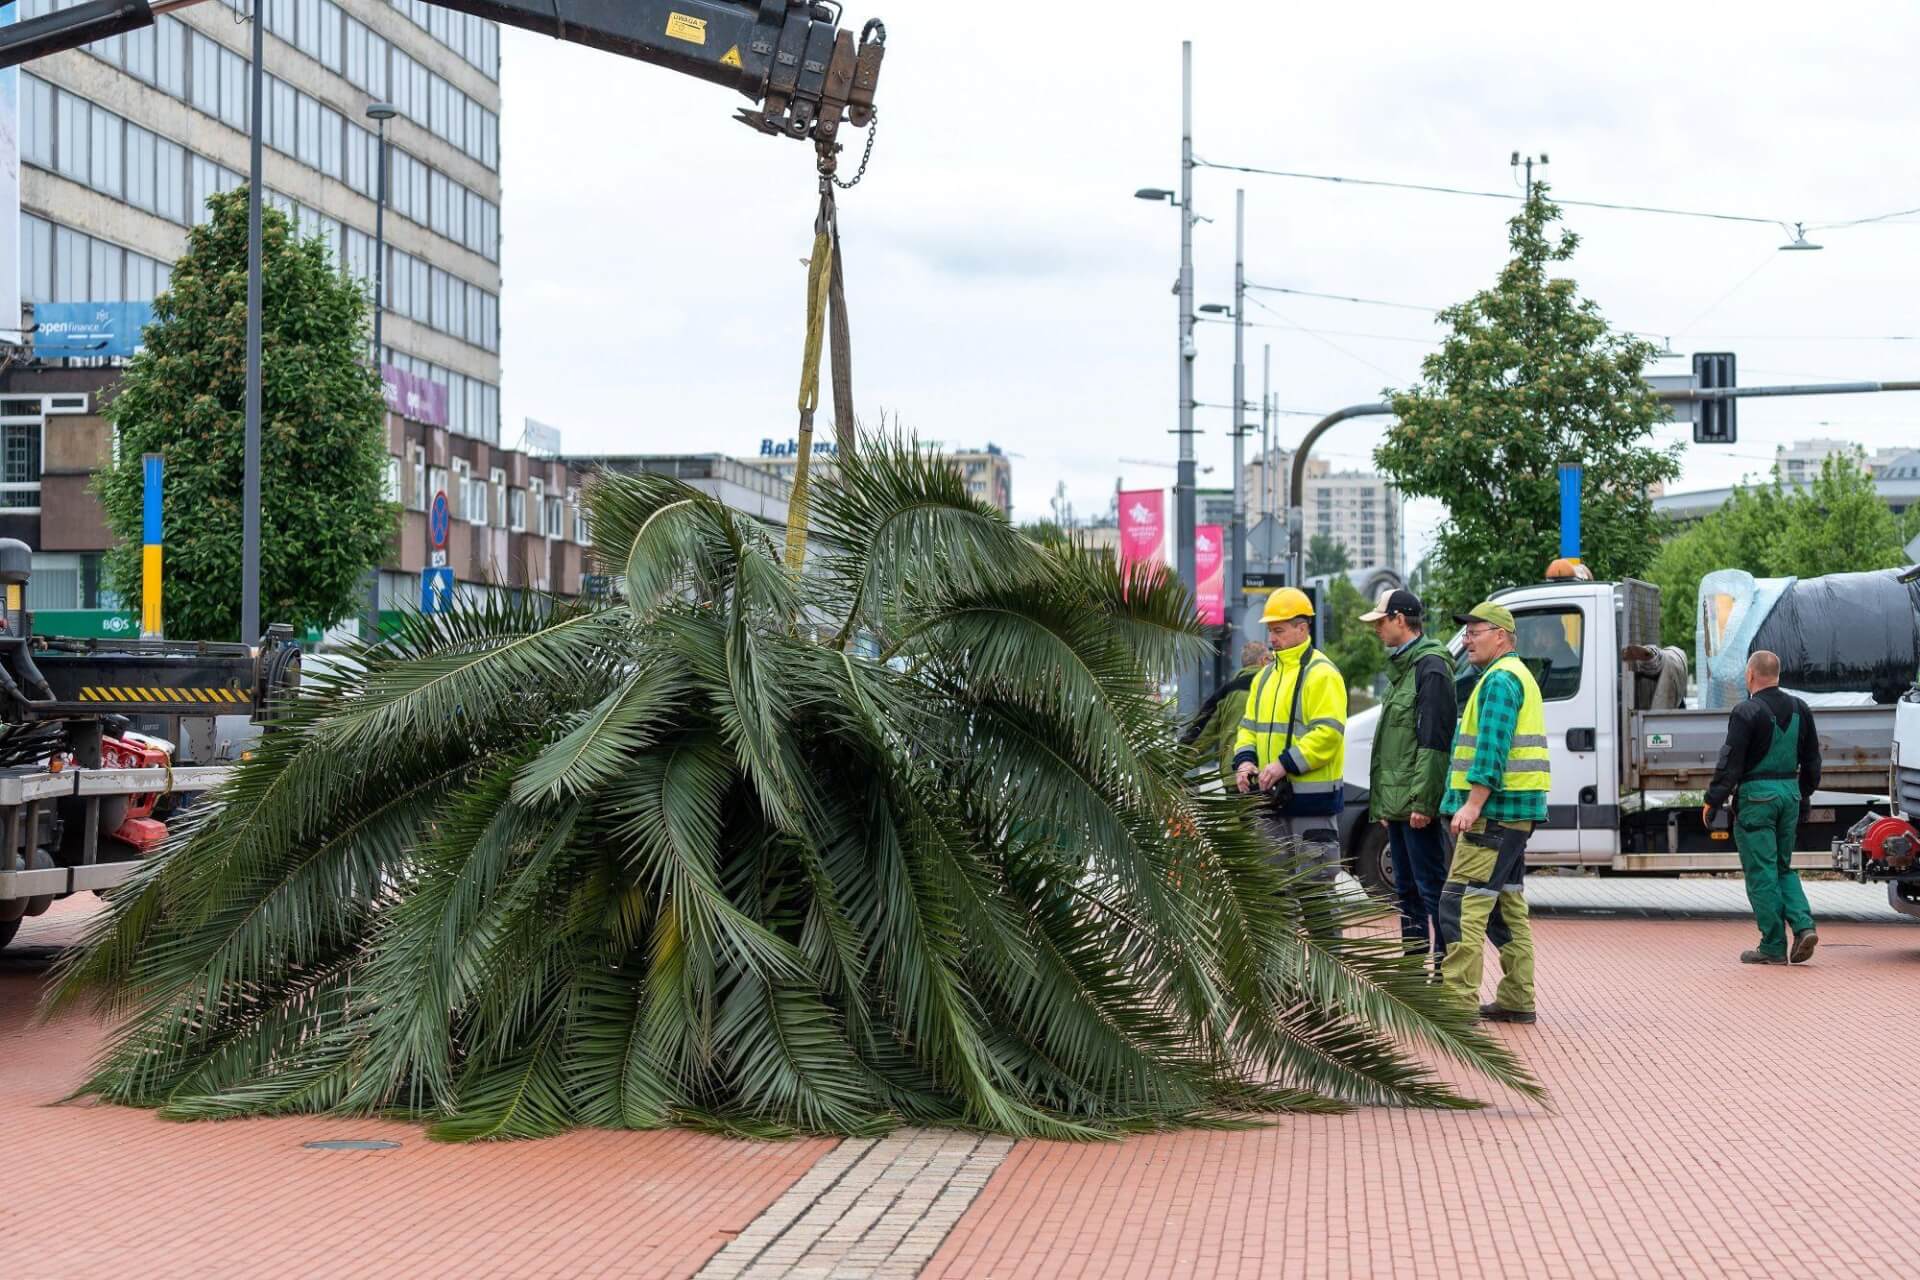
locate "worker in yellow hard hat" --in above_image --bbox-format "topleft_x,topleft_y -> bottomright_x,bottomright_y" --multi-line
1234,587 -> 1349,879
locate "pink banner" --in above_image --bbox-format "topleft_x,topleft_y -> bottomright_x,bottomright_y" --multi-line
381,363 -> 450,427
1195,524 -> 1225,625
1117,489 -> 1166,574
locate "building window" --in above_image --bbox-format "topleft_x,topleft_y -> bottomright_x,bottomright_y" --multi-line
491,468 -> 507,526
508,487 -> 527,532
385,456 -> 402,503
410,446 -> 426,511
1,421 -> 43,511
543,496 -> 564,539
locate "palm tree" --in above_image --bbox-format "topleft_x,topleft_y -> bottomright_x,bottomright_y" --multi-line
50,439 -> 1538,1140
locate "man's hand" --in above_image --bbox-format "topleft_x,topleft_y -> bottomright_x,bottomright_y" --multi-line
1408,811 -> 1431,830
1258,761 -> 1289,792
1449,800 -> 1482,838
1236,764 -> 1257,794
1701,803 -> 1714,826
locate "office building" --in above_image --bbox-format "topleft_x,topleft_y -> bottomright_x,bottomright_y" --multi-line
16,0 -> 501,428
1242,448 -> 1404,575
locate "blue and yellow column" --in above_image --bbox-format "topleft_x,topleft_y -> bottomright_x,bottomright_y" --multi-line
142,452 -> 163,639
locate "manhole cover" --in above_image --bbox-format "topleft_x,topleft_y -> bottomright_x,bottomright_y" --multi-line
303,1139 -> 401,1151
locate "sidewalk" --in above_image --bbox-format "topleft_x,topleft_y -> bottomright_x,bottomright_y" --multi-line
8,898 -> 1919,1278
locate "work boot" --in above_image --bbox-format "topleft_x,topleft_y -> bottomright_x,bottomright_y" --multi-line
1790,930 -> 1819,964
1478,1003 -> 1536,1024
1740,949 -> 1786,965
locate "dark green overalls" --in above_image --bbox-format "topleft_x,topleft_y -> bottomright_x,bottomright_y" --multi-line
1734,709 -> 1816,959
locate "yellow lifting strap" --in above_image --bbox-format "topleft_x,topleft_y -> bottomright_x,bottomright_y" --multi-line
783,184 -> 836,575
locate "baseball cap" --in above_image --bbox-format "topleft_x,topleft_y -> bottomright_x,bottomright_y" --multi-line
1358,588 -> 1424,623
1452,602 -> 1516,633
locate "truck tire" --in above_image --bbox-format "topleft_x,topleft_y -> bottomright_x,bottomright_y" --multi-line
1352,820 -> 1394,900
0,916 -> 18,952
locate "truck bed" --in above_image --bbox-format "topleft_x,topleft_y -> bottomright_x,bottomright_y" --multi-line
1627,704 -> 1895,794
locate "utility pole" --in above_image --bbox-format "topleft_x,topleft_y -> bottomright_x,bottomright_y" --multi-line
1260,344 -> 1272,533
241,0 -> 265,645
1174,39 -> 1198,716
1512,150 -> 1548,199
1228,187 -> 1246,651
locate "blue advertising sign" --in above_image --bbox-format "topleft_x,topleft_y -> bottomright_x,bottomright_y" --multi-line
34,301 -> 155,359
420,566 -> 455,613
429,490 -> 450,548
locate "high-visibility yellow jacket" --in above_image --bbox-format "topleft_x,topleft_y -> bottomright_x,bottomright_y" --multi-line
1232,640 -> 1348,816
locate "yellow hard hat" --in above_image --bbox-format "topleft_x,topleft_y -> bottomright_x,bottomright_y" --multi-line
1260,586 -> 1314,624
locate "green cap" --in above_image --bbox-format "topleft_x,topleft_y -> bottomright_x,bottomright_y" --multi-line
1452,602 -> 1515,633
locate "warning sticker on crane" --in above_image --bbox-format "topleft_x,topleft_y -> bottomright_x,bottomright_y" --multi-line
665,13 -> 707,44
720,45 -> 743,68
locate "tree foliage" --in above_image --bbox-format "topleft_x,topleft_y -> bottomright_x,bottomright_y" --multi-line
1320,575 -> 1387,692
1648,452 -> 1910,648
1375,184 -> 1681,618
96,188 -> 394,641
53,440 -> 1538,1141
1306,534 -> 1351,578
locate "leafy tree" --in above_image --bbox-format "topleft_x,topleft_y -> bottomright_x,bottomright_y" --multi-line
96,188 -> 394,641
1648,452 -> 1907,648
1376,183 -> 1681,618
1321,574 -> 1387,692
55,441 -> 1537,1140
1306,533 -> 1351,578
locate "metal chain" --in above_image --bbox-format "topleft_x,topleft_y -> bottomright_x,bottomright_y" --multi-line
832,111 -> 879,190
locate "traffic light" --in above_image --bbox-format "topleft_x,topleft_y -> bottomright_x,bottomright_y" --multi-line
1693,352 -> 1737,444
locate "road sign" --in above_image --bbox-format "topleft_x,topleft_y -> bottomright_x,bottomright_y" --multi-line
429,549 -> 448,568
420,566 -> 454,613
1241,570 -> 1287,596
430,490 -> 450,548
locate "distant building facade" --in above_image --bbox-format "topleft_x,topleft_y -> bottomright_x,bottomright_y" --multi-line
1242,449 -> 1403,575
742,438 -> 1014,517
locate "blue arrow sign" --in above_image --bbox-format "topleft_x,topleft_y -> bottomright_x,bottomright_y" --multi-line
420,566 -> 455,613
430,491 -> 450,548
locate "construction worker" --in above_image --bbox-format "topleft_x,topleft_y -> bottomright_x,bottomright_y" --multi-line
1234,587 -> 1348,880
1358,588 -> 1457,966
1439,602 -> 1549,1023
1703,650 -> 1821,965
1182,639 -> 1272,785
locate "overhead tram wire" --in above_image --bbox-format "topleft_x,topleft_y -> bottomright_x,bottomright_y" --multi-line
1198,158 -> 1920,235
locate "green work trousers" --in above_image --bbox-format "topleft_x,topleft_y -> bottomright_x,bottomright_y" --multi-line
1437,818 -> 1535,1013
1733,789 -> 1815,959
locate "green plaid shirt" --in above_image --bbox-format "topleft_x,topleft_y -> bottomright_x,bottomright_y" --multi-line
1440,666 -> 1549,822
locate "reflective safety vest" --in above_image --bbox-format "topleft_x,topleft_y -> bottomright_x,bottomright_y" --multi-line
1234,641 -> 1347,815
1448,653 -> 1550,795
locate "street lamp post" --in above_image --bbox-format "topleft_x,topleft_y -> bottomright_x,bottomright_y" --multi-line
363,102 -> 398,641
1133,39 -> 1199,716
241,0 -> 265,645
366,102 -> 397,362
1229,187 -> 1246,646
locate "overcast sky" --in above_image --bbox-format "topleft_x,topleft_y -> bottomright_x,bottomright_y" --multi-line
495,0 -> 1920,562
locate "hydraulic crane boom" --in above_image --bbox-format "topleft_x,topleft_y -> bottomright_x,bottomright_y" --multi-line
0,0 -> 883,144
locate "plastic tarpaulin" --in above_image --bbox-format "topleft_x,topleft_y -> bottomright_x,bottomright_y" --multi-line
1698,568 -> 1920,707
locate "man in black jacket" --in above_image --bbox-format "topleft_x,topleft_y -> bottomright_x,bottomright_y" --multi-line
1703,651 -> 1822,965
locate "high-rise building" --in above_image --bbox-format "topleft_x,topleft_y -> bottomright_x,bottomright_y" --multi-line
15,0 -> 502,443
1776,439 -> 1903,485
1241,449 -> 1403,575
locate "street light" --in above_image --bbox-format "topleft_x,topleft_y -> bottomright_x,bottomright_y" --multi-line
1134,188 -> 1175,203
366,102 -> 398,362
1197,303 -> 1231,315
1780,222 -> 1824,251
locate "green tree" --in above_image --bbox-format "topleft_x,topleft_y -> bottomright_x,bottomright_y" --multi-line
1306,533 -> 1351,577
55,441 -> 1537,1140
96,188 -> 394,641
1648,453 -> 1907,648
1321,574 -> 1387,692
1375,183 -> 1681,618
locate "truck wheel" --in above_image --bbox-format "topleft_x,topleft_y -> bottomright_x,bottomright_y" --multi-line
0,917 -> 18,951
1352,821 -> 1395,900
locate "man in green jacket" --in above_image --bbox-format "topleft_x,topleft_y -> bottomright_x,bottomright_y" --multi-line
1359,589 -> 1457,966
1182,640 -> 1271,784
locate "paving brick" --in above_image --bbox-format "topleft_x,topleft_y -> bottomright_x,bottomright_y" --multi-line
926,914 -> 1920,1279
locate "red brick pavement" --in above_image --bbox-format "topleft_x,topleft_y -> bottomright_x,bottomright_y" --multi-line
3,901 -> 834,1280
927,917 -> 1920,1280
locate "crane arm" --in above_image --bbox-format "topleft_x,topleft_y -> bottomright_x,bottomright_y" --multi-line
0,0 -> 883,144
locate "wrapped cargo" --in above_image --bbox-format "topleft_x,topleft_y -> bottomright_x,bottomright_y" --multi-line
1697,568 -> 1920,708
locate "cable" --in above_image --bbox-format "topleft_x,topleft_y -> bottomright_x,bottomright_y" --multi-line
1244,282 -> 1443,313
1673,252 -> 1778,339
1195,158 -> 1782,225
1194,315 -> 1438,345
1242,295 -> 1397,376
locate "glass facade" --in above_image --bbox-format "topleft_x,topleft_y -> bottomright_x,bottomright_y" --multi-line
17,0 -> 503,443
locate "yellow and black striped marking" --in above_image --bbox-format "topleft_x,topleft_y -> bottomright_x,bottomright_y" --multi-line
75,686 -> 249,704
